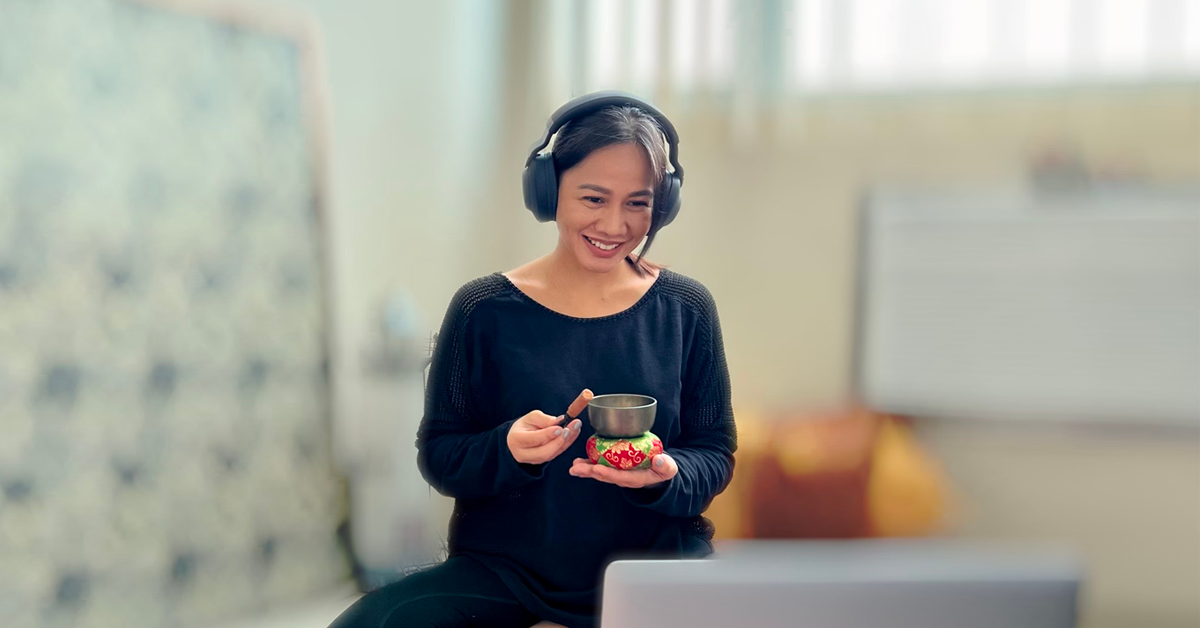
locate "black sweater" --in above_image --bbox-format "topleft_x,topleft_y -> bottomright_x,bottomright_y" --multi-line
416,269 -> 737,628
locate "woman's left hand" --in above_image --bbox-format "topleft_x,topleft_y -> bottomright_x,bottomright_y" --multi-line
568,453 -> 678,489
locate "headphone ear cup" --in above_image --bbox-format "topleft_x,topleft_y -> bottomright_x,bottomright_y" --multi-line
522,153 -> 559,222
521,163 -> 539,218
655,174 -> 682,229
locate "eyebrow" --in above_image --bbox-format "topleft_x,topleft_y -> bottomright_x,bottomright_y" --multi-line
578,184 -> 653,197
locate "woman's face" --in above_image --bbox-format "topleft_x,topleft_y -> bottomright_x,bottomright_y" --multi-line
555,142 -> 656,274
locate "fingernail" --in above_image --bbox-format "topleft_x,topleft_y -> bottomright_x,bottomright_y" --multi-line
654,457 -> 664,467
571,421 -> 581,431
554,428 -> 564,436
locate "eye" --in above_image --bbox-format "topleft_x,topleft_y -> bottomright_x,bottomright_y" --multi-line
583,196 -> 605,205
628,200 -> 651,209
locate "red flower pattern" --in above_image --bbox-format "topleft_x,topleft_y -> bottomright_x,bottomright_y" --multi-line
585,434 -> 663,470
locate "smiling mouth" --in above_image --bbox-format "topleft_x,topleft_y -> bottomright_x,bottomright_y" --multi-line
584,235 -> 623,252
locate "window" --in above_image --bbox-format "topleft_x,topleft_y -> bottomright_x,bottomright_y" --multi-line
789,0 -> 1200,90
541,0 -> 1200,100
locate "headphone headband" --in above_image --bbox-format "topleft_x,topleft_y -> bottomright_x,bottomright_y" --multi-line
524,90 -> 684,182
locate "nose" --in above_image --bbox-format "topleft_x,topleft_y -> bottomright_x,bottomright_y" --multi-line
594,204 -> 625,237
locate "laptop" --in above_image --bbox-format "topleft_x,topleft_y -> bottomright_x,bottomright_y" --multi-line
600,540 -> 1082,628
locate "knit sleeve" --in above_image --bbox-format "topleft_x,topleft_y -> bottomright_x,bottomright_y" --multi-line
626,276 -> 737,517
416,277 -> 545,499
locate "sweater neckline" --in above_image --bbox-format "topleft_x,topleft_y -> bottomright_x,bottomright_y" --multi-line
494,269 -> 667,323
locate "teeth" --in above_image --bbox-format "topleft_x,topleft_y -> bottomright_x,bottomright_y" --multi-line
586,236 -> 619,251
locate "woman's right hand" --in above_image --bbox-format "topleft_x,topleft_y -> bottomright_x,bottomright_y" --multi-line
507,389 -> 592,465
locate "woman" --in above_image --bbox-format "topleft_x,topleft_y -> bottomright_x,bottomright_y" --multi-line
330,92 -> 737,628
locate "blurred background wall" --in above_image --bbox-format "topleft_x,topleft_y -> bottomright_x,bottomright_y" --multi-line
0,1 -> 349,626
1,1 -> 1197,627
277,2 -> 1200,622
278,2 -> 1200,627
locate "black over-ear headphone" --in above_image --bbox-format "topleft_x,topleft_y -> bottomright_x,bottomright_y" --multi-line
522,90 -> 684,229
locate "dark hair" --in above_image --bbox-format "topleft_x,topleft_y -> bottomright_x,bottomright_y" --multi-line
551,105 -> 670,276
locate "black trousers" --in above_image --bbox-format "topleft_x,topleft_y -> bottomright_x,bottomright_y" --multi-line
328,556 -> 546,628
